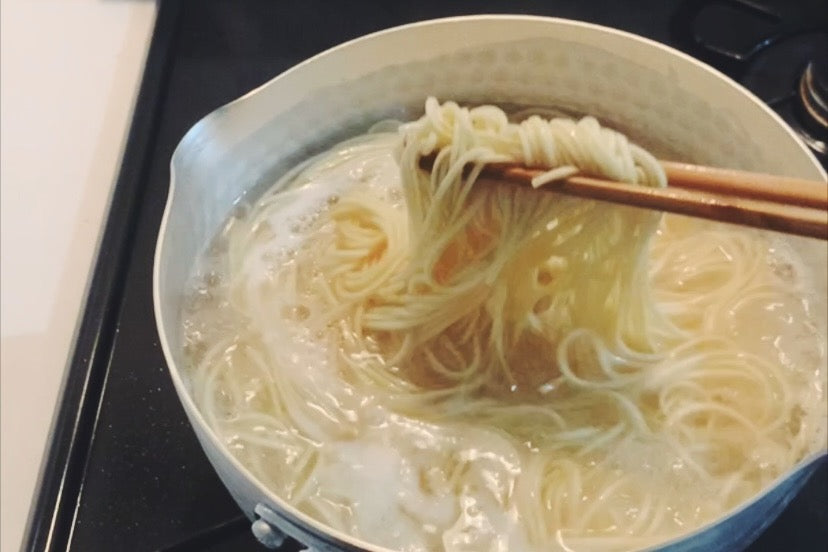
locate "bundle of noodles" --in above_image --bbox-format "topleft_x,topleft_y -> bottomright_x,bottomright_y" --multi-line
315,98 -> 676,396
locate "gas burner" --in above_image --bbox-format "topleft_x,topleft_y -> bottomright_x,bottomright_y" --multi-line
672,0 -> 828,167
741,32 -> 828,166
797,61 -> 828,147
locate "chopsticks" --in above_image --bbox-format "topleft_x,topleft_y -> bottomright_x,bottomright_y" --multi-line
658,162 -> 827,210
418,156 -> 828,240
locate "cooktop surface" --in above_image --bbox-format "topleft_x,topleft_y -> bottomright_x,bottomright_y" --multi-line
26,1 -> 827,551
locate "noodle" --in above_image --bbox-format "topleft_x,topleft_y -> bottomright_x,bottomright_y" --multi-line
181,98 -> 827,551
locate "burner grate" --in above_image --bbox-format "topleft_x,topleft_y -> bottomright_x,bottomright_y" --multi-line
671,0 -> 828,166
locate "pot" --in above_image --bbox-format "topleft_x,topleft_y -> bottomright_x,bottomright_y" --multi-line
153,16 -> 827,552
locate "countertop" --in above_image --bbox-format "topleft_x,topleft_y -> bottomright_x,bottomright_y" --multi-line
0,1 -> 157,550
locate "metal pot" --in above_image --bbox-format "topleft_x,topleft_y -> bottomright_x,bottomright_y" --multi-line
153,16 -> 827,552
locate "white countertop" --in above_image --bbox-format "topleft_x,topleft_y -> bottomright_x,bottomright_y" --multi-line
0,1 -> 157,550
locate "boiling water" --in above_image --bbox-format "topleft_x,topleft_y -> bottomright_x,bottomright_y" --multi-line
181,134 -> 826,552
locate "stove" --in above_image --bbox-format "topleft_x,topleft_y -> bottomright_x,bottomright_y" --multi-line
25,1 -> 828,551
672,0 -> 828,166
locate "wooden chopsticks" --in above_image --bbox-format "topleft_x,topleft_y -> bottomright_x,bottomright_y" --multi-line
418,156 -> 828,240
659,162 -> 827,210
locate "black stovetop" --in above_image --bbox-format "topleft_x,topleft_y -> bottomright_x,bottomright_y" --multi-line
25,1 -> 828,551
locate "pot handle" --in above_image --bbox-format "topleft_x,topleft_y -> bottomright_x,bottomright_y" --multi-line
251,503 -> 288,549
251,503 -> 322,551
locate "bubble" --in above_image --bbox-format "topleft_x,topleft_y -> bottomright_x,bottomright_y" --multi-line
219,217 -> 237,241
359,168 -> 377,183
231,200 -> 251,219
536,269 -> 554,286
772,261 -> 796,282
205,271 -> 222,287
282,304 -> 311,322
252,222 -> 273,240
208,237 -> 229,257
533,295 -> 552,314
